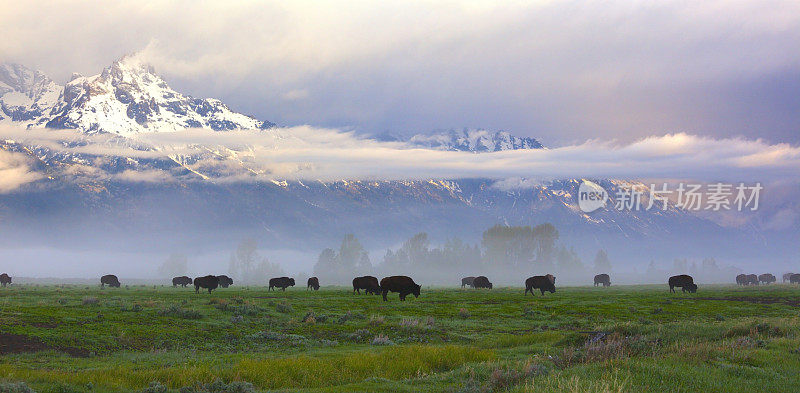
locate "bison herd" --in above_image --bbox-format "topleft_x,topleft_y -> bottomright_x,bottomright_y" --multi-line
4,270 -> 798,298
736,273 -> 780,285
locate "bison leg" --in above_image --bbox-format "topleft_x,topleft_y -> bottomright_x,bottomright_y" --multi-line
382,289 -> 389,301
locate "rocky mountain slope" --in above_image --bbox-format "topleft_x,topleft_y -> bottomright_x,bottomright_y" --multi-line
0,56 -> 777,263
1,55 -> 273,135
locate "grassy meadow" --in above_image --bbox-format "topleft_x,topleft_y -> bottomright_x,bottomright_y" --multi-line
1,283 -> 799,392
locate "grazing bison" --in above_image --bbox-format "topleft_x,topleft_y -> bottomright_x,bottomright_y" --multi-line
759,273 -> 776,285
0,273 -> 11,287
194,275 -> 219,294
269,277 -> 295,291
784,273 -> 794,283
172,276 -> 192,287
790,274 -> 800,284
735,274 -> 748,286
472,276 -> 493,289
668,274 -> 697,293
524,275 -> 556,296
594,274 -> 611,287
307,277 -> 320,291
353,276 -> 381,295
100,274 -> 121,288
380,276 -> 421,301
217,275 -> 233,288
461,276 -> 475,288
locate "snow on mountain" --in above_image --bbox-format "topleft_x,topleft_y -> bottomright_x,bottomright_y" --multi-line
0,55 -> 275,135
0,63 -> 62,127
407,128 -> 543,152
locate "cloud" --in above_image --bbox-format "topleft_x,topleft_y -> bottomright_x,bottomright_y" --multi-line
2,125 -> 799,184
0,149 -> 42,192
2,1 -> 800,144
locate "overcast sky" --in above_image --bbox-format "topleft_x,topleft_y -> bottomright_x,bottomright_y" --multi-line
2,1 -> 799,146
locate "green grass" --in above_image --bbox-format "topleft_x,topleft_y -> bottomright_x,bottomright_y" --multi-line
1,284 -> 799,392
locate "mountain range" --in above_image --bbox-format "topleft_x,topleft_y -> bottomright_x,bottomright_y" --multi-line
0,55 -> 790,266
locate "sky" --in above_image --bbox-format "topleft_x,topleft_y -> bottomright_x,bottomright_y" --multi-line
2,0 -> 799,146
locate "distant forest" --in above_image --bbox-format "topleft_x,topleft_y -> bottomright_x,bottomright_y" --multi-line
154,223 -> 740,286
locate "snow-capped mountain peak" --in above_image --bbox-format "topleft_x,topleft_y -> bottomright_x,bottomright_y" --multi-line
407,128 -> 543,152
1,54 -> 275,135
0,63 -> 62,127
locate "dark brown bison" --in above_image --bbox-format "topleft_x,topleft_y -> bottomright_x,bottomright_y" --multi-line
380,276 -> 421,301
461,276 -> 475,288
790,274 -> 800,284
758,273 -> 776,285
217,275 -> 233,288
307,277 -> 320,291
746,274 -> 759,285
100,274 -> 120,288
269,277 -> 295,291
783,273 -> 794,283
194,275 -> 219,293
668,274 -> 697,293
353,276 -> 381,295
0,273 -> 11,287
172,276 -> 192,287
594,274 -> 611,287
735,274 -> 748,285
524,275 -> 555,296
472,276 -> 492,289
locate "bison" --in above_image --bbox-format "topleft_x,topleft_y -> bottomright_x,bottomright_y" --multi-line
0,273 -> 11,287
735,274 -> 748,286
269,277 -> 295,291
380,276 -> 421,301
668,274 -> 697,293
790,274 -> 800,284
194,275 -> 219,294
217,275 -> 233,288
524,275 -> 556,296
784,272 -> 794,283
461,276 -> 475,288
759,273 -> 776,285
172,276 -> 192,287
307,277 -> 320,291
353,276 -> 381,295
100,274 -> 121,288
594,273 -> 611,287
746,274 -> 759,285
472,276 -> 492,289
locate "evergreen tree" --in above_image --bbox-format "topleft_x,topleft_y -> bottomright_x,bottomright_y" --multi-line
593,249 -> 612,272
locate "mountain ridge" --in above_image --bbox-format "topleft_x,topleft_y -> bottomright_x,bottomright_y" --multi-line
0,56 -> 274,135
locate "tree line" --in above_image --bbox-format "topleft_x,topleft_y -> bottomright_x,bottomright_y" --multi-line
312,223 -> 614,285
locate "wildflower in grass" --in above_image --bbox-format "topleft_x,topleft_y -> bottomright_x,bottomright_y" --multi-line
158,304 -> 202,320
0,382 -> 35,393
371,334 -> 394,346
368,315 -> 385,326
275,301 -> 293,313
